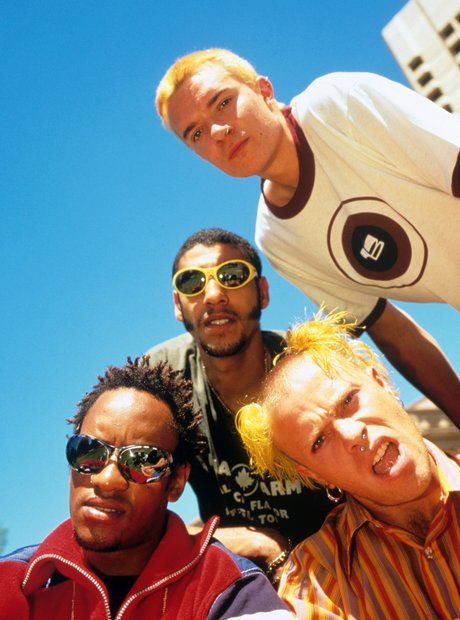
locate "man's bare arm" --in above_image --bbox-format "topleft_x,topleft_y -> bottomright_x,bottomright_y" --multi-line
366,302 -> 460,428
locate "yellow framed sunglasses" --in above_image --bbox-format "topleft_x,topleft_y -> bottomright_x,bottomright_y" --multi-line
173,259 -> 257,297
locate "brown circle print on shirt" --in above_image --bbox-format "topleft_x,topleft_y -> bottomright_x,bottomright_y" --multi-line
327,197 -> 428,289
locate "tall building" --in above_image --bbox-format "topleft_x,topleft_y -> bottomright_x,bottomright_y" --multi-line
383,0 -> 460,113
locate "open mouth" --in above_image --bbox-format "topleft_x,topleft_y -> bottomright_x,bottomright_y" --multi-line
207,318 -> 231,326
203,313 -> 236,329
372,442 -> 400,475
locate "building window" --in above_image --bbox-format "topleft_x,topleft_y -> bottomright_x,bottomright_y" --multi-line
427,87 -> 442,102
443,104 -> 453,113
450,40 -> 460,55
418,72 -> 433,87
408,56 -> 423,71
440,23 -> 454,39
439,24 -> 454,39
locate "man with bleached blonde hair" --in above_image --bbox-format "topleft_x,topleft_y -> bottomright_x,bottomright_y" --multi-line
156,49 -> 264,126
155,47 -> 460,429
236,312 -> 460,619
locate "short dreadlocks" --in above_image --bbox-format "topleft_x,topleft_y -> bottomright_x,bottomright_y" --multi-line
68,357 -> 207,463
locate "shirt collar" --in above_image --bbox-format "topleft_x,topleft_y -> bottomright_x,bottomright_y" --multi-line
260,107 -> 315,219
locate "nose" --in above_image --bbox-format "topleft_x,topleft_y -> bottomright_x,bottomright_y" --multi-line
335,419 -> 368,454
203,276 -> 228,305
91,458 -> 129,493
210,123 -> 232,142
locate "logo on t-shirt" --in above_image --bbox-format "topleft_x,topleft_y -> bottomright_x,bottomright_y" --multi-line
210,455 -> 303,526
359,233 -> 385,262
232,463 -> 259,497
327,197 -> 427,287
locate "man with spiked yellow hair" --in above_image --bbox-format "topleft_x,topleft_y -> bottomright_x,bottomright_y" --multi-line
237,312 -> 460,619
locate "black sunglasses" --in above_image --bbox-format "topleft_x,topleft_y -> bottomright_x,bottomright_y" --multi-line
66,434 -> 174,484
172,259 -> 257,297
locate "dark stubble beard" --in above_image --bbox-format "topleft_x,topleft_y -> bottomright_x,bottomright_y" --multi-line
74,528 -> 122,553
181,296 -> 262,359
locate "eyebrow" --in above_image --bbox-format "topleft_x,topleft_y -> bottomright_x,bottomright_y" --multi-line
206,88 -> 227,108
182,89 -> 229,141
333,384 -> 359,416
309,384 -> 356,425
183,122 -> 196,141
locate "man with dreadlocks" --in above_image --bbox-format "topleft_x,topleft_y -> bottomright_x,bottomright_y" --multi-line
0,358 -> 289,619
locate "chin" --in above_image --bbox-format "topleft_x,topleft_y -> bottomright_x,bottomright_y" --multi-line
226,170 -> 254,178
226,164 -> 262,178
215,161 -> 257,178
201,340 -> 247,357
74,529 -> 122,553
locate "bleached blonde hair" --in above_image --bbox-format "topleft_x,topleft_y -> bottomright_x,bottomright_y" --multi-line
236,309 -> 395,488
156,48 -> 259,128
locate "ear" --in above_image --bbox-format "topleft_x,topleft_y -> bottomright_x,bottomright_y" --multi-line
255,75 -> 275,100
258,276 -> 270,310
295,462 -> 327,486
173,291 -> 184,323
167,463 -> 190,503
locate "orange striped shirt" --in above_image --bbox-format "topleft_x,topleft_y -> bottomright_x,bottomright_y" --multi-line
279,441 -> 460,619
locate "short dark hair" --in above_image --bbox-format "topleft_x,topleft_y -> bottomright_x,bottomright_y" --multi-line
172,228 -> 262,276
67,357 -> 207,463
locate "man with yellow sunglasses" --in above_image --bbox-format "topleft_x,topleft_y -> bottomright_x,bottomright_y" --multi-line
146,228 -> 333,586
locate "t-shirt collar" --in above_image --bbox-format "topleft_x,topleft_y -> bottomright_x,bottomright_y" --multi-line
260,107 -> 315,220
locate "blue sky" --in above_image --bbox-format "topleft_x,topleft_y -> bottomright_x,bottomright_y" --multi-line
2,1 -> 459,554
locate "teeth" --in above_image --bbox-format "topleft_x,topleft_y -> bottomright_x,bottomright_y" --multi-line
210,319 -> 229,325
94,507 -> 119,514
373,442 -> 389,466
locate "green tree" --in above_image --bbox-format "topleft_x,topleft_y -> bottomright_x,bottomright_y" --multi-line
0,527 -> 7,554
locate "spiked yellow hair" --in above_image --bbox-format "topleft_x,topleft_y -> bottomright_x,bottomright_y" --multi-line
156,48 -> 259,128
236,402 -> 318,488
236,309 -> 394,487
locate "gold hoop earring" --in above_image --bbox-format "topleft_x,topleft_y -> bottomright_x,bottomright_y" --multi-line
326,486 -> 343,503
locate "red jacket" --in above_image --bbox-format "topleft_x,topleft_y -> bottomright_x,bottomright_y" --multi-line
0,511 -> 289,619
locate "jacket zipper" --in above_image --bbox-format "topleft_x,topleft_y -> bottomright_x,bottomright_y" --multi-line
116,516 -> 219,619
22,553 -> 112,619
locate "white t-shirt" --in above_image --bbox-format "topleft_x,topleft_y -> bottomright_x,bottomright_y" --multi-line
255,72 -> 460,324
